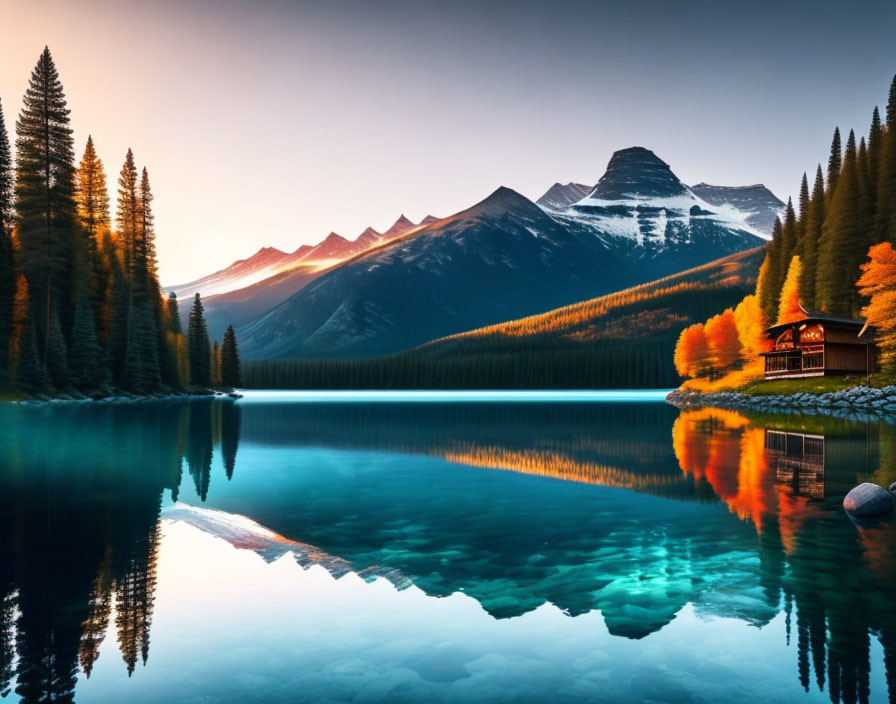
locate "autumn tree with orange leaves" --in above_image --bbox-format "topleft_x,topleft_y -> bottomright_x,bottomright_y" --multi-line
776,256 -> 804,325
857,242 -> 896,372
705,309 -> 742,373
674,323 -> 711,379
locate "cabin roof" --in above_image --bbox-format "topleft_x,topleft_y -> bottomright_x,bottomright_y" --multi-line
764,314 -> 866,339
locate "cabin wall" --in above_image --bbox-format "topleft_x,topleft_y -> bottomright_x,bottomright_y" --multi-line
824,343 -> 873,372
824,326 -> 863,344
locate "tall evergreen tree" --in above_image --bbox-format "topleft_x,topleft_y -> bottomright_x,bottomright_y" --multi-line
0,97 -> 15,386
75,136 -> 112,322
826,126 -> 842,199
14,47 -> 77,364
798,165 -> 825,310
868,107 -> 882,226
74,136 -> 110,259
817,129 -> 861,316
187,293 -> 210,387
877,76 -> 896,243
797,172 -> 809,237
780,197 -> 798,266
117,150 -> 160,391
220,325 -> 242,388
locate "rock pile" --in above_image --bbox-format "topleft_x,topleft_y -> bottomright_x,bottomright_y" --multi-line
667,385 -> 896,421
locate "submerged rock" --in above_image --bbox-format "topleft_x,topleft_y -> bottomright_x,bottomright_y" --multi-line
844,483 -> 895,517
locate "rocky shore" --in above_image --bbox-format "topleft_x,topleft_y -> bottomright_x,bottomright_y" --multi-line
9,390 -> 243,406
667,385 -> 896,421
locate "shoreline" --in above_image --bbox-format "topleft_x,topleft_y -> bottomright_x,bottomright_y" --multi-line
5,389 -> 243,406
666,386 -> 896,421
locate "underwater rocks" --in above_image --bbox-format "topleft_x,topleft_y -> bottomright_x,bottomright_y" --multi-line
843,483 -> 895,518
667,385 -> 896,422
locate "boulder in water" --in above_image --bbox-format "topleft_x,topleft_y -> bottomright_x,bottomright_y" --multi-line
844,483 -> 895,517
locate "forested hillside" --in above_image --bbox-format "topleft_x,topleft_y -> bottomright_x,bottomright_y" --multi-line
244,247 -> 763,389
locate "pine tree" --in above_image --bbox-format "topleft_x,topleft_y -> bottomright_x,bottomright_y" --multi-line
75,136 -> 112,327
817,129 -> 862,316
139,168 -> 177,388
877,76 -> 896,242
826,126 -> 842,199
757,218 -> 783,322
117,149 -> 139,280
187,293 -> 210,386
14,47 -> 77,366
0,97 -> 12,236
0,98 -> 15,386
220,325 -> 242,388
799,166 -> 825,309
868,107 -> 882,226
117,151 -> 161,391
797,172 -> 809,238
780,197 -> 798,266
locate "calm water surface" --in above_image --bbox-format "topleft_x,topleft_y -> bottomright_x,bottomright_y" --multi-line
0,392 -> 894,703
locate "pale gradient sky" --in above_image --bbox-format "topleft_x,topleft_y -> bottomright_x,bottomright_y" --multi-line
2,0 -> 896,284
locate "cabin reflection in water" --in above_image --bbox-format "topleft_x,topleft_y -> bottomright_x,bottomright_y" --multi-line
765,430 -> 826,499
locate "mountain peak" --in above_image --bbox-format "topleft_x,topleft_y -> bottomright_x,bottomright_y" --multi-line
536,182 -> 591,210
383,214 -> 417,239
586,146 -> 688,201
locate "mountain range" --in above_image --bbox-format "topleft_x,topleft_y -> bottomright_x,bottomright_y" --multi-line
235,147 -> 773,359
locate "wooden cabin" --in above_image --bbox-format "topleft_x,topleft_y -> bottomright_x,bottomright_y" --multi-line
759,313 -> 875,380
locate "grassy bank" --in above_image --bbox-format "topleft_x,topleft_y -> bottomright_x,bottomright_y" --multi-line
683,373 -> 896,397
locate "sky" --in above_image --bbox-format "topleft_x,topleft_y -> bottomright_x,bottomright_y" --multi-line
2,0 -> 896,284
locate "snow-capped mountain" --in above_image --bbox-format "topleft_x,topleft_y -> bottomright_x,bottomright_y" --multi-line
548,147 -> 770,249
689,183 -> 784,236
239,151 -> 766,359
536,182 -> 591,210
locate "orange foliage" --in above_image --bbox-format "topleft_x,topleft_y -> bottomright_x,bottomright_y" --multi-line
704,308 -> 742,371
674,323 -> 710,378
734,294 -> 771,361
671,409 -> 824,548
441,446 -> 681,491
776,255 -> 803,325
858,242 -> 896,372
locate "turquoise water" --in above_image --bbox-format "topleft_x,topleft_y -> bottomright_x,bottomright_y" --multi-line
0,393 -> 894,703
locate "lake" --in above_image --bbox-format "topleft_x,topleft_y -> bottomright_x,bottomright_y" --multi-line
0,391 -> 894,703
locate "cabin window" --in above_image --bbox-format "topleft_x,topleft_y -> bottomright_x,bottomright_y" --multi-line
766,355 -> 788,372
802,352 -> 823,370
798,324 -> 824,343
775,329 -> 794,350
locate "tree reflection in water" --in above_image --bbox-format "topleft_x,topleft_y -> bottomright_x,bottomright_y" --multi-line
0,399 -> 240,703
0,400 -> 894,703
673,408 -> 896,704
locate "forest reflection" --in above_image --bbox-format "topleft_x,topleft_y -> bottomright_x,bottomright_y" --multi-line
0,400 -> 895,703
673,408 -> 896,704
0,399 -> 241,703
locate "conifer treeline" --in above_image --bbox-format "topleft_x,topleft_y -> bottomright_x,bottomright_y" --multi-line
757,75 -> 896,322
0,47 -> 241,396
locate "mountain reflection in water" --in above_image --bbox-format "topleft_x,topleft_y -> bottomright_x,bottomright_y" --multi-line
0,398 -> 893,703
